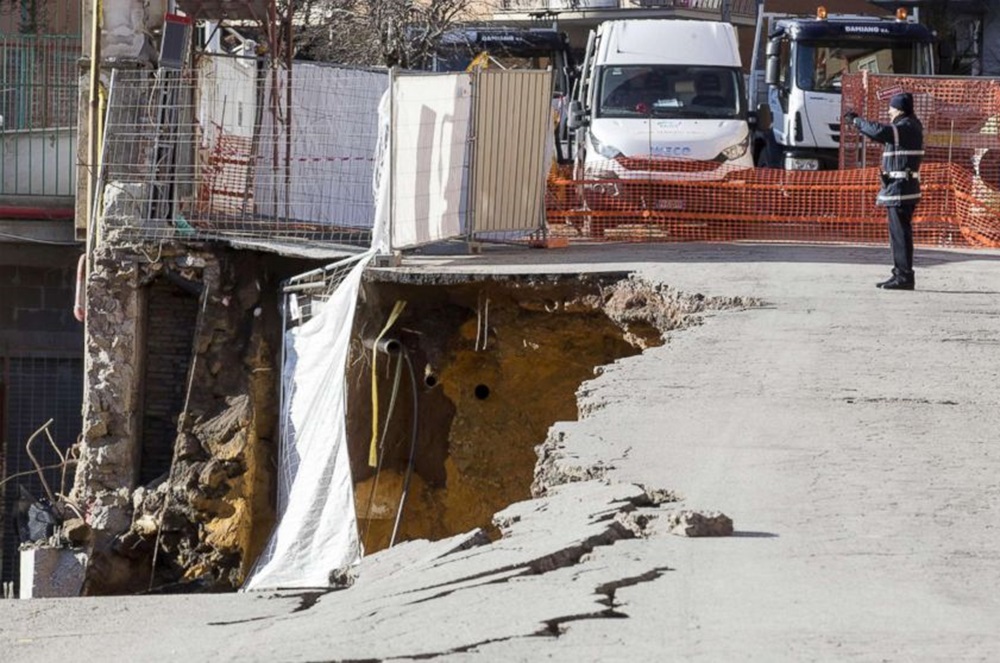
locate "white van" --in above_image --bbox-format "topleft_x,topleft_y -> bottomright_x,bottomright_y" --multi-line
569,19 -> 753,181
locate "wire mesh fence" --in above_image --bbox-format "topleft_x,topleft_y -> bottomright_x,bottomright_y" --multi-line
0,34 -> 79,197
547,74 -> 1000,247
0,354 -> 83,588
545,158 -> 988,246
99,57 -> 387,247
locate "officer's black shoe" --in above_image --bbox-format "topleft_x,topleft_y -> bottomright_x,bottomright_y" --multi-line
876,275 -> 897,288
880,277 -> 914,291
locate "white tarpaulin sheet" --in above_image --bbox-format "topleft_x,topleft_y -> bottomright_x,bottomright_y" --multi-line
243,254 -> 371,590
389,73 -> 471,249
255,64 -> 388,228
244,72 -> 473,590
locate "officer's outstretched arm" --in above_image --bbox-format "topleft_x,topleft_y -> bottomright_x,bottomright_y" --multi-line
852,118 -> 895,144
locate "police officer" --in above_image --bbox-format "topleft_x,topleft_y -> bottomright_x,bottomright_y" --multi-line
845,92 -> 924,290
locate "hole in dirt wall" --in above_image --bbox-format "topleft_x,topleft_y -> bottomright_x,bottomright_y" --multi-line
137,276 -> 201,485
347,274 -> 666,554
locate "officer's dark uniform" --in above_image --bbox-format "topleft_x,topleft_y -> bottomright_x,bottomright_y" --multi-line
848,93 -> 924,289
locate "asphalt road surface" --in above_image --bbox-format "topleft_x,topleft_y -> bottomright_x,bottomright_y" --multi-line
4,243 -> 999,662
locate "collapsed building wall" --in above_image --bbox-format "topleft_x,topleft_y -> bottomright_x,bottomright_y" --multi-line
71,242 -> 309,594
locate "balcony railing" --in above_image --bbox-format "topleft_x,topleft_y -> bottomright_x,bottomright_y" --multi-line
500,0 -> 757,18
0,34 -> 79,199
498,0 -> 758,19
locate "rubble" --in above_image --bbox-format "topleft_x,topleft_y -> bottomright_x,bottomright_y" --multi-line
667,510 -> 735,537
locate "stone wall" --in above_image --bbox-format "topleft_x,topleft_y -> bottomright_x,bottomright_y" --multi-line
73,243 -> 291,594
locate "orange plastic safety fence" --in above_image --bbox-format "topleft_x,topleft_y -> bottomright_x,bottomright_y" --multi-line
546,74 -> 1000,248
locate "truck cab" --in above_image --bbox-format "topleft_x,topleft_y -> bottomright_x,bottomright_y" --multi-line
752,9 -> 936,170
424,26 -> 577,162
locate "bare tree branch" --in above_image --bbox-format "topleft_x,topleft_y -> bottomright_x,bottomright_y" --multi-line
288,0 -> 481,68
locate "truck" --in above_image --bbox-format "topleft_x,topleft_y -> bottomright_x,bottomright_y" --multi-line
424,26 -> 577,162
750,5 -> 937,170
567,19 -> 754,183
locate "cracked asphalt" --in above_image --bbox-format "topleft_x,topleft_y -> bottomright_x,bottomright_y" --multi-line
3,242 -> 1000,661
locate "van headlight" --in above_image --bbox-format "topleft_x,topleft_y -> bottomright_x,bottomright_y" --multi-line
717,135 -> 750,161
590,133 -> 622,159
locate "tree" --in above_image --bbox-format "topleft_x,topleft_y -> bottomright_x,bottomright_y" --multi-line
288,0 -> 478,68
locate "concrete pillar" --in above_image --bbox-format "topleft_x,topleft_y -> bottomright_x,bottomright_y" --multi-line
76,0 -> 167,238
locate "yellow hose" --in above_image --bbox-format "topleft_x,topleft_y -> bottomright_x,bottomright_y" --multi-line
369,300 -> 407,467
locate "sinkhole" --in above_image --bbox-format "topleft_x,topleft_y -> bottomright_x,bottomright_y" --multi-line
346,273 -> 689,554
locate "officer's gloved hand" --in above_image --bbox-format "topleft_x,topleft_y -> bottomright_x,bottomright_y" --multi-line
844,111 -> 859,124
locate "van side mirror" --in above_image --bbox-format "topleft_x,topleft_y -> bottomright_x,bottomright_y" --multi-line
567,99 -> 588,130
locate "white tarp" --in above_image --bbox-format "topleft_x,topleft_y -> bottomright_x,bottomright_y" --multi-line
389,73 -> 471,249
255,64 -> 388,228
197,55 -> 256,144
245,72 -> 472,590
243,254 -> 371,590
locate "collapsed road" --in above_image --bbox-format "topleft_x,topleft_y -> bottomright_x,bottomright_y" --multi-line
3,242 -> 1000,661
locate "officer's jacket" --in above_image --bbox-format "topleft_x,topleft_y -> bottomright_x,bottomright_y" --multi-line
852,114 -> 924,207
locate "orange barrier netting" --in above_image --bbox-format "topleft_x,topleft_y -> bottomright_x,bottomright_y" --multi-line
546,74 -> 1000,248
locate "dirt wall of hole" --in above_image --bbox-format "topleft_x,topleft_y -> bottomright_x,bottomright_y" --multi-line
348,274 -> 673,553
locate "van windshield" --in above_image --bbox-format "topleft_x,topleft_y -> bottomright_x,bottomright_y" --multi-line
596,65 -> 743,119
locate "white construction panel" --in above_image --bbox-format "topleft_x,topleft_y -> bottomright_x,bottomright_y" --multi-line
390,73 -> 471,249
471,70 -> 552,235
255,64 -> 388,228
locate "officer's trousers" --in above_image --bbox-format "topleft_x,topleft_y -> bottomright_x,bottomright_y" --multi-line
887,204 -> 915,279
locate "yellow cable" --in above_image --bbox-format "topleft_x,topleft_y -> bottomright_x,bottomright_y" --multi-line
369,300 -> 407,467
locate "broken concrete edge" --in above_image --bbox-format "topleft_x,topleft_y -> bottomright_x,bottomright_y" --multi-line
363,267 -> 633,288
19,545 -> 87,599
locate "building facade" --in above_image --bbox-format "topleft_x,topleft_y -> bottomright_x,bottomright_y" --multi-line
0,0 -> 83,591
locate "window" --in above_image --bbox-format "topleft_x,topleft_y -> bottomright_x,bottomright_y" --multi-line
795,40 -> 927,92
596,65 -> 743,119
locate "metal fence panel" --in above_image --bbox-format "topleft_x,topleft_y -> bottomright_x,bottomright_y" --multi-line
388,72 -> 472,250
0,355 -> 83,589
470,69 -> 552,237
99,57 -> 387,247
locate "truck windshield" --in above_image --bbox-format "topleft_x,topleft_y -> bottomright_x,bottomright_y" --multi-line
795,40 -> 928,92
596,65 -> 743,119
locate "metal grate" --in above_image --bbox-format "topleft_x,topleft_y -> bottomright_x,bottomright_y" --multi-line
0,355 -> 83,588
99,57 -> 388,247
0,34 -> 80,197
